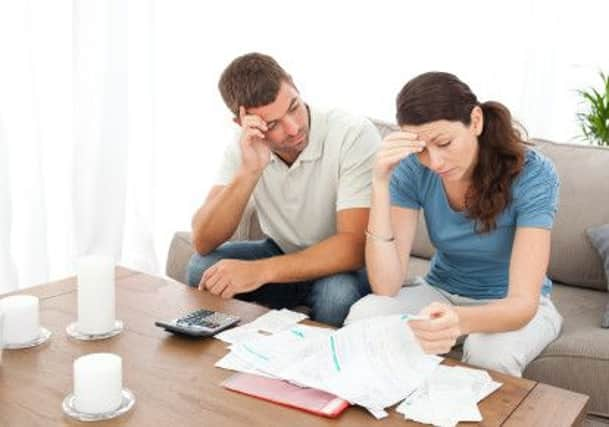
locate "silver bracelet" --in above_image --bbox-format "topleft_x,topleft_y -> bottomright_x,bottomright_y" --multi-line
365,230 -> 395,242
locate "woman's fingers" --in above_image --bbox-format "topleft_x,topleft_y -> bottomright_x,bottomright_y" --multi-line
417,338 -> 456,355
383,131 -> 419,141
411,326 -> 460,342
377,152 -> 413,170
379,133 -> 426,161
409,302 -> 461,354
372,132 -> 426,183
381,138 -> 426,149
378,146 -> 423,160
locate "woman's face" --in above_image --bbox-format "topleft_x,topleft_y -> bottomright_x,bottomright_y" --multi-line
400,106 -> 483,183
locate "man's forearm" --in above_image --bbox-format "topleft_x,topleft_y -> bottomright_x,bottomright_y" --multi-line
257,233 -> 366,284
192,169 -> 261,254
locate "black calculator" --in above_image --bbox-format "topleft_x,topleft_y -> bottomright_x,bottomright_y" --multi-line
155,309 -> 241,337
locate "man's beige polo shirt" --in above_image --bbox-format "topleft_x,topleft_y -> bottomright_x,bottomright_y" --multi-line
216,107 -> 381,254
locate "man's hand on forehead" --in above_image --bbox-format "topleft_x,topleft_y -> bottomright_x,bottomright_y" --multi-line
239,106 -> 268,134
236,105 -> 272,174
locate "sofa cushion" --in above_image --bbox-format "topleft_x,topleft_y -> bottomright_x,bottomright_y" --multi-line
533,140 -> 609,291
525,283 -> 609,417
586,224 -> 609,327
166,231 -> 194,284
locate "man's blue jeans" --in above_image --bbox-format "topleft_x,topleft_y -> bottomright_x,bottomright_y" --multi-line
186,239 -> 370,327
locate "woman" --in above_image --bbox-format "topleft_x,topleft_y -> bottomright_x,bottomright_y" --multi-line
345,72 -> 563,377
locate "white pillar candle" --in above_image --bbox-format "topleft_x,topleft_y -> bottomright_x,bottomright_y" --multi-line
76,255 -> 115,334
0,295 -> 40,345
73,353 -> 123,413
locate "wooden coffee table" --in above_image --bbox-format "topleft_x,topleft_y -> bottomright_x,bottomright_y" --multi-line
0,268 -> 588,426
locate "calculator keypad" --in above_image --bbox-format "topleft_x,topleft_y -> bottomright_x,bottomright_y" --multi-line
176,309 -> 235,330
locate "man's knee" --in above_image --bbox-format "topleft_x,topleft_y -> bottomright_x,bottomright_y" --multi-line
462,333 -> 525,377
309,273 -> 369,327
344,294 -> 404,325
185,252 -> 222,287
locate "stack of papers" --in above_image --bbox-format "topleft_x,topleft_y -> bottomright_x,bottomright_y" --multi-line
396,365 -> 502,426
215,308 -> 311,378
215,309 -> 502,422
216,312 -> 442,418
215,308 -> 309,345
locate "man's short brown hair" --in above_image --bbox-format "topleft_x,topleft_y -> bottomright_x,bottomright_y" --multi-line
218,52 -> 294,115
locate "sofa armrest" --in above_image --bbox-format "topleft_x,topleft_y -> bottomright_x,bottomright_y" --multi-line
166,231 -> 195,284
165,205 -> 265,284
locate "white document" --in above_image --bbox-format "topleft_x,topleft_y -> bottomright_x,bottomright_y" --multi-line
215,308 -> 309,344
396,365 -> 502,426
214,327 -> 270,345
229,324 -> 333,378
216,314 -> 444,418
215,351 -> 276,379
280,315 -> 442,413
252,308 -> 309,333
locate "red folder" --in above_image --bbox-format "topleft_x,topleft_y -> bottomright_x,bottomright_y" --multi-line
221,372 -> 349,418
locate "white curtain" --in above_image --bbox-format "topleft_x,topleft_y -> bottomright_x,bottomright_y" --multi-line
1,0 -> 607,292
72,0 -> 159,273
0,0 -> 70,292
0,0 -> 158,293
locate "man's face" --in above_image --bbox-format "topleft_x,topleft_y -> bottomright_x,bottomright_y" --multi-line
400,107 -> 483,183
245,81 -> 309,163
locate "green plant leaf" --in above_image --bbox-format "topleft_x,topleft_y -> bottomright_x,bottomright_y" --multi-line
578,71 -> 609,146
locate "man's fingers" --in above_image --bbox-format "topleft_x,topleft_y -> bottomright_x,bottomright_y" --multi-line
204,272 -> 225,293
199,268 -> 215,290
242,115 -> 268,132
246,128 -> 265,141
207,279 -> 225,296
201,265 -> 218,285
202,265 -> 216,280
213,279 -> 231,297
220,283 -> 235,299
238,105 -> 268,132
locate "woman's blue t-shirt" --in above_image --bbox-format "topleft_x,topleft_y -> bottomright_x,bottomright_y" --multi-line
389,148 -> 560,299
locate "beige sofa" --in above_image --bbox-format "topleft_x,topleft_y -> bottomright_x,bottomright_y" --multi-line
166,119 -> 609,420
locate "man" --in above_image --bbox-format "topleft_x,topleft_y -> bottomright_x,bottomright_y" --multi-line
186,53 -> 380,326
